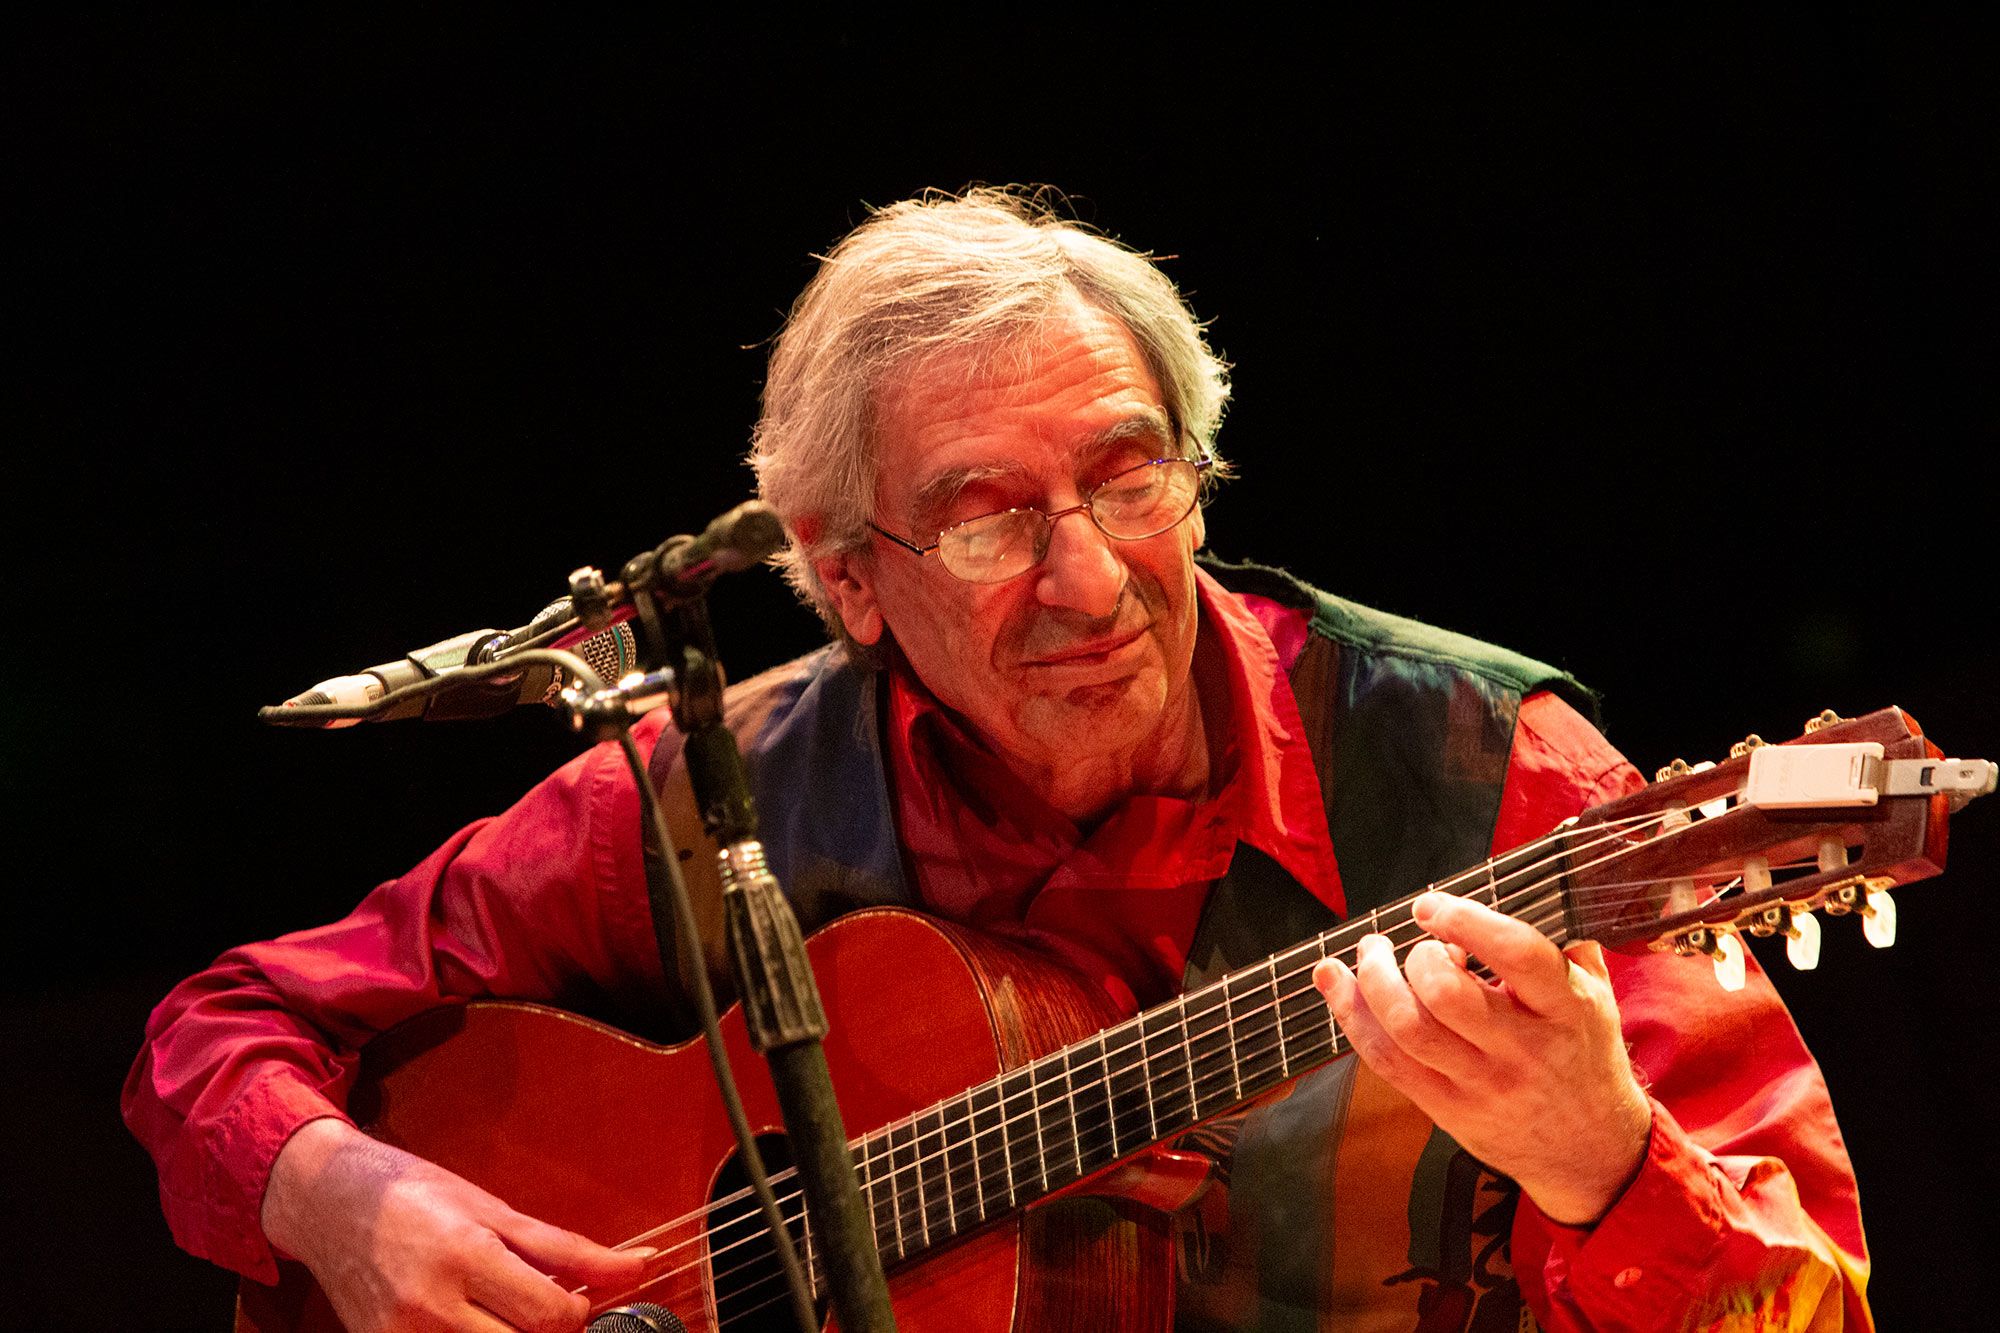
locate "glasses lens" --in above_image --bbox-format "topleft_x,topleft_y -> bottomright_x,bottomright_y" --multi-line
1091,459 -> 1201,539
937,509 -> 1049,583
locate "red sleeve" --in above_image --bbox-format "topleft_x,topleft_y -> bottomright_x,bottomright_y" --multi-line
119,716 -> 671,1283
1497,693 -> 1872,1332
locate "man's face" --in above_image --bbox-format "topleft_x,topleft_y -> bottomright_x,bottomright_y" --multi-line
816,292 -> 1205,781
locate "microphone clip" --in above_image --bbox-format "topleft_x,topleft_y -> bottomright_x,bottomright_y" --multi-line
559,665 -> 679,743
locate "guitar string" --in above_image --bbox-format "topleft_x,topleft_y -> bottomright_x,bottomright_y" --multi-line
598,808 -> 1804,1311
614,864 -> 1755,1327
591,805 -> 1761,1299
632,857 -> 1834,1321
588,812 -> 1713,1303
639,838 -> 1821,1320
616,880 -> 1584,1320
615,809 -> 1842,1313
595,876 -> 1563,1314
585,810 -> 1651,1271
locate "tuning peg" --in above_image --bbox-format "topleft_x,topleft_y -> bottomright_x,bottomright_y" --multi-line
1654,757 -> 1694,782
1861,888 -> 1897,948
1785,912 -> 1822,970
1711,931 -> 1746,991
1816,835 -> 1848,876
1676,925 -> 1748,991
1728,734 -> 1766,759
1685,761 -> 1729,818
1804,708 -> 1845,734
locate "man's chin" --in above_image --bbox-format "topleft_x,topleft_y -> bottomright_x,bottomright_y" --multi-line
1062,676 -> 1145,711
1020,670 -> 1166,745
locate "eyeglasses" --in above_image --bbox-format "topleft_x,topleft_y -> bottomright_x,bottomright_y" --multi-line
869,453 -> 1213,585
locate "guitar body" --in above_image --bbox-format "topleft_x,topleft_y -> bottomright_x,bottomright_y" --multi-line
236,908 -> 1178,1332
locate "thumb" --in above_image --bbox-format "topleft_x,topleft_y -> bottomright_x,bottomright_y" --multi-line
496,1210 -> 654,1286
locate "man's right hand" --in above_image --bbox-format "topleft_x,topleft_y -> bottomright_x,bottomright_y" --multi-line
261,1118 -> 652,1332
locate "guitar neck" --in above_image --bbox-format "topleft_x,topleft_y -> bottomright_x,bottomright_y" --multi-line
841,835 -> 1577,1274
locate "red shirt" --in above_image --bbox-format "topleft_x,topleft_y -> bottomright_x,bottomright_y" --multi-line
124,572 -> 1870,1329
885,573 -> 1342,1014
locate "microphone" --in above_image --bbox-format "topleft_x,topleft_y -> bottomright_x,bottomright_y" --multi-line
586,1304 -> 687,1333
270,610 -> 637,728
630,500 -> 786,600
264,501 -> 782,729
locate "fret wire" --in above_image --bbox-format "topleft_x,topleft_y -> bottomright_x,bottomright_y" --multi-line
1220,976 -> 1243,1102
1181,982 -> 1231,1118
887,1120 -> 909,1260
1266,954 -> 1289,1078
913,1108 -> 936,1249
998,1077 -> 1018,1207
1142,1007 -> 1192,1131
1107,1023 -> 1148,1159
1093,1030 -> 1118,1160
1033,1064 -> 1050,1194
1007,1067 -> 1041,1204
940,1097 -> 961,1234
1175,997 -> 1198,1114
1141,1021 -> 1159,1141
799,1190 -> 817,1301
1063,1045 -> 1085,1178
906,1111 -> 926,1248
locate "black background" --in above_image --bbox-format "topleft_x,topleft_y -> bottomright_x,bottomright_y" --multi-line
8,14 -> 1996,1328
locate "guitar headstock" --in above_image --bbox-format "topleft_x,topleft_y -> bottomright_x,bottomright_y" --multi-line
1562,707 -> 1995,988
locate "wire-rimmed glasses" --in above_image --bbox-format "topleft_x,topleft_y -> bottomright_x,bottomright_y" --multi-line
869,453 -> 1213,585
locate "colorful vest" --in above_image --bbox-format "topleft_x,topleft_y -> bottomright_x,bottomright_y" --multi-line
653,557 -> 1591,1332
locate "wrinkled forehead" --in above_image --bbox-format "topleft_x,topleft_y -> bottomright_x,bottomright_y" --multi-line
874,296 -> 1169,455
870,326 -> 1174,532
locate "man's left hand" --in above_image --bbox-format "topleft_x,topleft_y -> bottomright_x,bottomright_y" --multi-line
1312,889 -> 1651,1227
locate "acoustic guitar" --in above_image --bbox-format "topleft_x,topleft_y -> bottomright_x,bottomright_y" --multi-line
234,706 -> 1991,1331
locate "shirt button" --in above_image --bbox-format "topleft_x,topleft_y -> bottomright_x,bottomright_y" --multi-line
1612,1266 -> 1643,1289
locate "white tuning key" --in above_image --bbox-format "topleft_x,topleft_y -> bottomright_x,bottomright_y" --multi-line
1862,889 -> 1898,948
1712,931 -> 1747,991
1691,761 -> 1729,818
1785,911 -> 1822,970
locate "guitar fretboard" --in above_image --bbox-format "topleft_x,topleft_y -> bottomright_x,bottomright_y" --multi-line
838,836 -> 1574,1273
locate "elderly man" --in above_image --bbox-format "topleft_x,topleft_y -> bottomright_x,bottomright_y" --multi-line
127,189 -> 1869,1331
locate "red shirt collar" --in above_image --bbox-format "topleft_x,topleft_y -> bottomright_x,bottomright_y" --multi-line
883,566 -> 1344,1009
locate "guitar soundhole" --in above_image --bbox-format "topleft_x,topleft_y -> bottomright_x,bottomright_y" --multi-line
708,1134 -> 823,1331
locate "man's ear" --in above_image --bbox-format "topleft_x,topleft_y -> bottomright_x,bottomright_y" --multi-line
815,548 -> 885,645
1189,504 -> 1206,552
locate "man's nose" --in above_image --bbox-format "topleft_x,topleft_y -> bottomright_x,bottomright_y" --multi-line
1034,505 -> 1126,617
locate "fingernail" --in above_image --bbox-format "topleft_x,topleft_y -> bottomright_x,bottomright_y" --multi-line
630,1246 -> 661,1261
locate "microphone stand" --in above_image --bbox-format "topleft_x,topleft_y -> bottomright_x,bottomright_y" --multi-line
620,563 -> 897,1333
265,501 -> 895,1331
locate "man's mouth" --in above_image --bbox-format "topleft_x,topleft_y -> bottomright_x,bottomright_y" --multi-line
1025,625 -> 1148,668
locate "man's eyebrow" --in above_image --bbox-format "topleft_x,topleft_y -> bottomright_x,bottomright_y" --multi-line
1075,409 -> 1178,466
907,461 -> 1032,533
904,409 -> 1180,532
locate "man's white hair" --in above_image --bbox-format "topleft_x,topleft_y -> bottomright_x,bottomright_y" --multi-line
749,186 -> 1232,633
